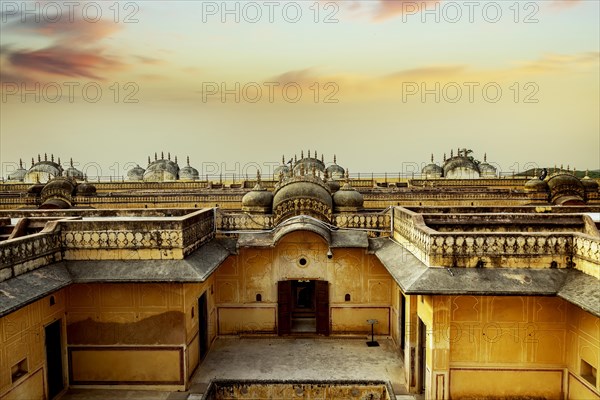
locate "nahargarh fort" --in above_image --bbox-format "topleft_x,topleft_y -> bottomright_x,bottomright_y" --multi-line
0,149 -> 598,400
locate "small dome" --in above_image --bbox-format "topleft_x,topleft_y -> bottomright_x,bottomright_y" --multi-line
274,155 -> 291,180
242,175 -> 273,213
127,165 -> 145,181
325,155 -> 345,180
272,174 -> 333,224
422,155 -> 443,178
547,172 -> 585,204
293,150 -> 325,174
524,178 -> 549,192
64,159 -> 83,180
327,179 -> 341,193
27,181 -> 45,195
478,154 -> 497,178
179,157 -> 199,181
333,181 -> 363,212
442,149 -> 480,179
24,154 -> 63,183
143,152 -> 179,181
76,182 -> 97,196
8,160 -> 27,182
581,172 -> 599,192
42,177 -> 76,195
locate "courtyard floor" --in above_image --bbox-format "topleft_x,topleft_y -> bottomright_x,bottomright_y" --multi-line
62,336 -> 412,400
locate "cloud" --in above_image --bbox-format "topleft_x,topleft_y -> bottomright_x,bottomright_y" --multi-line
0,11 -> 133,82
548,0 -> 583,9
373,0 -> 440,21
8,46 -> 123,80
516,52 -> 600,74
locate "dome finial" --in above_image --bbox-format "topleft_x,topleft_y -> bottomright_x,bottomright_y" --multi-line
450,149 -> 453,158
19,159 -> 23,168
154,152 -> 157,161
294,154 -> 297,163
443,153 -> 446,162
256,169 -> 262,184
308,150 -> 311,158
148,156 -> 151,165
31,157 -> 35,167
187,156 -> 190,166
301,150 -> 304,158
168,152 -> 171,161
585,169 -> 590,178
282,155 -> 285,165
70,158 -> 73,167
51,154 -> 54,162
57,157 -> 61,165
431,154 -> 434,163
334,154 -> 337,164
44,153 -> 47,161
161,151 -> 164,160
484,153 -> 487,162
174,155 -> 178,165
321,154 -> 324,163
314,150 -> 317,159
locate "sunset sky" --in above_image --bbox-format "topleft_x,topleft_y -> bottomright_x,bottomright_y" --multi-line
0,0 -> 598,178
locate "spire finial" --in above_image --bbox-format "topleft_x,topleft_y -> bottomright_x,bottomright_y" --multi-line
321,154 -> 324,163
301,150 -> 304,158
314,150 -> 317,159
44,153 -> 47,161
70,158 -> 73,167
19,159 -> 23,168
450,149 -> 453,157
294,154 -> 297,163
38,154 -> 41,162
32,157 -> 35,167
148,156 -> 151,165
256,169 -> 262,184
334,155 -> 337,164
585,169 -> 590,178
161,151 -> 164,160
154,152 -> 157,161
282,155 -> 285,164
51,154 -> 54,162
168,152 -> 171,161
431,154 -> 434,163
443,153 -> 446,162
308,150 -> 311,158
174,155 -> 178,164
57,157 -> 61,165
187,156 -> 190,166
484,153 -> 487,162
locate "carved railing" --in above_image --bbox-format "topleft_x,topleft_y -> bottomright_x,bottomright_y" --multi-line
333,213 -> 391,234
0,229 -> 62,282
391,206 -> 598,268
217,212 -> 274,231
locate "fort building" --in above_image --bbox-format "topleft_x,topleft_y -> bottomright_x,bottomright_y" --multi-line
0,150 -> 598,400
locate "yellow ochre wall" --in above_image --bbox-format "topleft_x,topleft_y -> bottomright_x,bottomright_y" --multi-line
66,280 -> 216,390
415,295 -> 600,400
215,231 -> 393,335
0,290 -> 66,400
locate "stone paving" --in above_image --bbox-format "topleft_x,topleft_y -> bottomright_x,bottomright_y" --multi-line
61,336 -> 410,399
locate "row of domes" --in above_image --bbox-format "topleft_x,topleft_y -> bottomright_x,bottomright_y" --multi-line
422,149 -> 497,179
127,153 -> 199,182
525,168 -> 598,205
8,155 -> 85,183
242,152 -> 362,222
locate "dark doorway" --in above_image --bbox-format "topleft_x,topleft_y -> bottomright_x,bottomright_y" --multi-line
418,318 -> 427,394
292,280 -> 316,333
45,319 -> 64,400
277,280 -> 329,336
198,292 -> 209,360
399,291 -> 406,351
